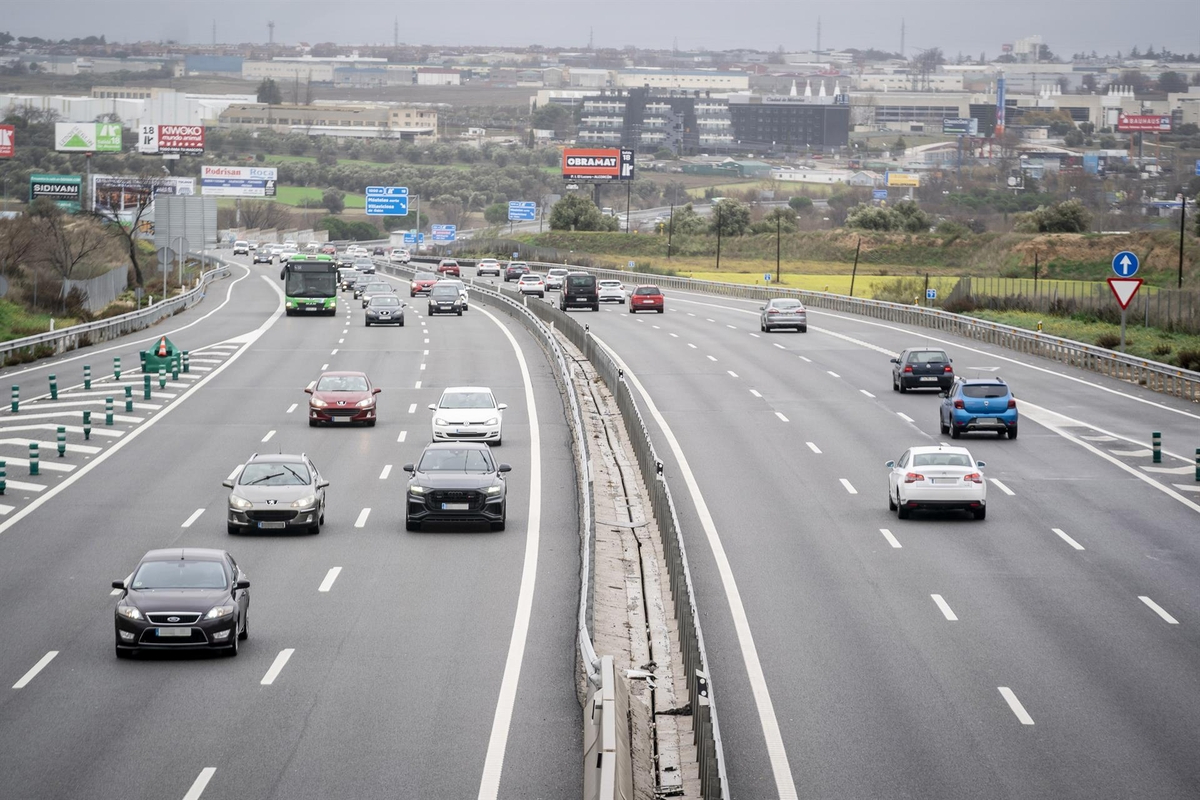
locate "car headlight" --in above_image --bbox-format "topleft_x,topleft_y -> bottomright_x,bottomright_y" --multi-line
486,485 -> 502,495
286,301 -> 295,309
117,605 -> 142,620
356,397 -> 375,408
230,495 -> 253,510
409,484 -> 427,495
484,417 -> 498,426
291,494 -> 316,508
434,417 -> 449,426
310,398 -> 327,408
204,605 -> 234,620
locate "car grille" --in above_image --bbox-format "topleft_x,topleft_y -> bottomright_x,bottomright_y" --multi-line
146,612 -> 202,625
443,431 -> 487,439
427,490 -> 485,511
140,628 -> 209,645
324,408 -> 359,417
247,510 -> 298,522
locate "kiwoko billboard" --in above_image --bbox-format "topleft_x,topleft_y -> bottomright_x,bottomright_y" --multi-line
138,124 -> 206,155
561,148 -> 635,181
200,166 -> 278,197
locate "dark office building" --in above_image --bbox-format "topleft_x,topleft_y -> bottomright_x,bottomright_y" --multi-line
726,94 -> 850,150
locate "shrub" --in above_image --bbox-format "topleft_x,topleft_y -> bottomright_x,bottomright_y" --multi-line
1177,349 -> 1200,372
1151,342 -> 1172,357
870,276 -> 926,304
1094,333 -> 1122,350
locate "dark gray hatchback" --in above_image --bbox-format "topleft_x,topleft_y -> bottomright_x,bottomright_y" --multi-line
892,348 -> 954,392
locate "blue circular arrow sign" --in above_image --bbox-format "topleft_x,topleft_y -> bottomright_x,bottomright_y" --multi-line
1112,251 -> 1139,278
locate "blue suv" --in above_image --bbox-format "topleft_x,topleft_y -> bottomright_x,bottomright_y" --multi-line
939,377 -> 1018,439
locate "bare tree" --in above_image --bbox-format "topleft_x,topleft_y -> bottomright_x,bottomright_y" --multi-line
0,216 -> 38,280
430,196 -> 468,230
88,173 -> 166,286
238,200 -> 295,231
31,204 -> 116,310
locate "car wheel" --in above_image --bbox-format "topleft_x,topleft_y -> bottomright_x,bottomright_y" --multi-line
405,518 -> 421,532
494,437 -> 501,447
1007,426 -> 1018,439
658,308 -> 664,314
592,304 -> 599,311
309,419 -> 317,427
238,610 -> 249,640
892,376 -> 899,392
761,322 -> 766,332
399,319 -> 405,326
973,507 -> 987,521
227,524 -> 239,535
898,381 -> 907,393
799,325 -> 806,332
367,419 -> 376,427
888,490 -> 897,511
950,426 -> 961,439
897,504 -> 911,520
939,415 -> 949,435
365,320 -> 371,327
628,307 -> 635,313
619,298 -> 626,305
115,645 -> 132,659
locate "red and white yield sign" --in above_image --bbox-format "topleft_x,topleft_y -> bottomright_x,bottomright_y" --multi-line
1107,277 -> 1143,310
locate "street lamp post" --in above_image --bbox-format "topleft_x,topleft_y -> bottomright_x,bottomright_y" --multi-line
715,203 -> 722,271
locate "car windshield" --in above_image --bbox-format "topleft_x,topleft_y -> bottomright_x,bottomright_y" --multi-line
417,448 -> 494,473
316,375 -> 369,392
441,261 -> 458,266
440,391 -> 495,409
371,295 -> 401,307
284,271 -> 336,298
431,287 -> 458,298
908,350 -> 949,364
634,286 -> 660,295
962,384 -> 1009,398
354,260 -> 373,268
771,300 -> 803,310
365,284 -> 391,294
415,272 -> 436,281
132,560 -> 228,590
238,462 -> 310,486
912,453 -> 972,467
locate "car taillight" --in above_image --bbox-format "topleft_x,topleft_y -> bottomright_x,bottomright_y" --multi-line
903,366 -> 913,373
768,309 -> 779,315
962,473 -> 983,483
944,365 -> 953,373
953,399 -> 964,409
1007,398 -> 1017,409
904,472 -> 925,483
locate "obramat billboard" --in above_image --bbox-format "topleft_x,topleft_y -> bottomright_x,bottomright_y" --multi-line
561,148 -> 635,181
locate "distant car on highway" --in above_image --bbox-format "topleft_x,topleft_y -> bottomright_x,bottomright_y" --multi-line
437,278 -> 469,309
373,246 -> 387,256
437,258 -> 461,277
504,261 -> 529,282
428,283 -> 464,316
253,249 -> 274,265
353,257 -> 376,275
403,443 -> 510,531
562,272 -> 600,311
597,279 -> 626,305
365,294 -> 405,326
233,240 -> 249,255
390,248 -> 411,264
279,249 -> 297,264
628,284 -> 664,313
306,370 -> 380,427
360,281 -> 395,308
410,271 -> 438,297
886,445 -> 987,520
517,273 -> 546,298
939,377 -> 1018,439
338,267 -> 359,291
892,348 -> 953,392
476,258 -> 502,277
268,244 -> 285,257
429,386 -> 506,445
224,453 -> 328,535
321,244 -> 337,256
545,267 -> 569,290
759,298 -> 807,332
113,548 -> 250,658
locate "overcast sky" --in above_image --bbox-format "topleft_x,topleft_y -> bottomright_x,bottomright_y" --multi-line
7,0 -> 1200,58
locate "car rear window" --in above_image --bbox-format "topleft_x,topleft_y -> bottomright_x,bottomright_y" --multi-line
239,462 -> 310,485
771,300 -> 803,310
316,375 -> 369,392
907,351 -> 949,364
633,286 -> 660,296
133,560 -> 228,590
912,453 -> 971,467
568,276 -> 596,288
962,385 -> 1009,398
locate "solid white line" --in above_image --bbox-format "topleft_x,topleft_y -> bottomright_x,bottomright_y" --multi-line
990,478 -> 1015,496
687,343 -> 697,349
897,412 -> 914,423
181,767 -> 217,800
860,389 -> 876,398
707,355 -> 717,362
398,431 -> 407,442
259,648 -> 295,686
827,370 -> 841,378
1052,528 -> 1085,550
1139,596 -> 1179,624
806,442 -> 821,454
749,389 -> 762,398
880,528 -> 902,548
998,687 -> 1035,725
318,567 -> 342,593
839,478 -> 857,495
261,430 -> 275,443
379,464 -> 392,480
286,403 -> 297,414
475,304 -> 544,800
775,412 -> 789,422
588,333 -> 798,800
408,403 -> 417,414
931,594 -> 959,621
12,650 -> 58,689
727,371 -> 739,378
181,508 -> 205,528
354,508 -> 370,528
798,355 -> 811,362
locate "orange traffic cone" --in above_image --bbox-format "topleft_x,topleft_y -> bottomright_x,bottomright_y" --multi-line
156,337 -> 167,357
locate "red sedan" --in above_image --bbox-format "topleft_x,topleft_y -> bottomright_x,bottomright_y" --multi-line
410,271 -> 439,297
437,259 -> 461,277
628,284 -> 664,313
306,371 -> 381,427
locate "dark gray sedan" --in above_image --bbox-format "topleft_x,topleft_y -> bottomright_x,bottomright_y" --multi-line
365,294 -> 405,326
760,298 -> 808,332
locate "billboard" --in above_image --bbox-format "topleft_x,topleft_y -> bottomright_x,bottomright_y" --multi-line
200,165 -> 277,197
91,175 -> 195,214
30,173 -> 82,211
885,171 -> 921,188
562,147 -> 635,181
0,124 -> 13,158
942,117 -> 979,136
54,122 -> 122,152
138,124 -> 206,155
1116,114 -> 1172,133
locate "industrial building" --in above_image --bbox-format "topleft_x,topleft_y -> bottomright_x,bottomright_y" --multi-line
216,102 -> 437,140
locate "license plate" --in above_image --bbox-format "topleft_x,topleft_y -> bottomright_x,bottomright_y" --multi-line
157,627 -> 192,637
920,377 -> 938,381
975,418 -> 998,425
441,503 -> 469,510
932,478 -> 958,485
305,306 -> 319,311
333,417 -> 351,423
259,521 -> 287,529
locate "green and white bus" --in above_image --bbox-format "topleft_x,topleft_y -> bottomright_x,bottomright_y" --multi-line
283,254 -> 338,315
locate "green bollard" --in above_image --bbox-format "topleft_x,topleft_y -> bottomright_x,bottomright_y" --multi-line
143,374 -> 151,400
29,443 -> 39,476
10,385 -> 17,413
1152,432 -> 1161,464
114,356 -> 121,380
84,364 -> 91,391
124,385 -> 133,412
182,351 -> 190,373
139,351 -> 147,371
0,460 -> 5,495
49,374 -> 58,401
158,367 -> 166,389
105,397 -> 114,426
83,410 -> 91,440
57,426 -> 66,457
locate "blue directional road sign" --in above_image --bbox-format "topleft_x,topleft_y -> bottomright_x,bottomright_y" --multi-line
402,232 -> 425,245
926,288 -> 937,300
365,186 -> 408,216
1112,250 -> 1139,278
1195,159 -> 1200,176
508,201 -> 537,221
872,189 -> 888,201
431,224 -> 456,243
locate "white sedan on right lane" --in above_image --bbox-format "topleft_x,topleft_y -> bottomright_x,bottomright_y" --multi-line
429,386 -> 507,445
885,445 -> 987,520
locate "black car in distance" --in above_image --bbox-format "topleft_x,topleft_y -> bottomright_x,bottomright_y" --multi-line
428,283 -> 464,316
892,347 -> 954,392
404,443 -> 510,531
365,294 -> 405,326
113,548 -> 250,658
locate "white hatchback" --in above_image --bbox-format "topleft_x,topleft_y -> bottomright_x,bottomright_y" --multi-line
886,445 -> 987,520
517,273 -> 546,297
598,280 -> 626,304
545,268 -> 570,290
429,387 -> 507,445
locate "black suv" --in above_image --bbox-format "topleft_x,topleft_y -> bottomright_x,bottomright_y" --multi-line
404,443 -> 510,531
560,272 -> 599,311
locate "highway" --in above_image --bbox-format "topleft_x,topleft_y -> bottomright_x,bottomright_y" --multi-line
0,257 -> 581,800
521,281 -> 1200,799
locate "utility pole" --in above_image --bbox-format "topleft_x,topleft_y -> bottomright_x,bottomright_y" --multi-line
625,181 -> 631,234
1180,196 -> 1187,290
900,18 -> 906,59
775,213 -> 781,283
666,201 -> 674,259
849,237 -> 861,296
715,204 -> 722,270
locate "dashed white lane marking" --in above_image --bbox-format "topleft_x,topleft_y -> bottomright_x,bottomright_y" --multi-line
880,528 -> 902,548
408,404 -> 417,414
379,465 -> 392,480
286,403 -> 298,414
420,363 -> 426,370
338,338 -> 345,344
897,412 -> 914,422
1139,596 -> 1179,624
749,333 -> 760,338
652,325 -> 661,330
181,508 -> 205,528
727,324 -> 736,329
669,333 -> 679,338
775,412 -> 789,423
860,390 -> 876,398
749,389 -> 763,398
706,318 -> 715,322
687,343 -> 697,349
707,355 -> 718,362
181,767 -> 217,800
798,356 -> 812,363
423,349 -> 429,355
827,371 -> 841,378
773,343 -> 786,350
12,651 -> 57,689
839,478 -> 857,495
415,381 -> 422,389
342,329 -> 348,334
1052,528 -> 1085,550
320,364 -> 328,371
354,508 -> 371,528
931,594 -> 959,621
728,371 -> 739,378
687,312 -> 696,317
261,430 -> 275,443
318,567 -> 342,593
990,479 -> 1015,496
330,349 -> 338,355
424,339 -> 430,344
109,588 -> 122,596
260,649 -> 295,685
998,687 -> 1035,725
806,442 -> 821,454
398,431 -> 408,442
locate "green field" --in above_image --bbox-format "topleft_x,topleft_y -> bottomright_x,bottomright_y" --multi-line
272,186 -> 366,209
675,271 -> 960,297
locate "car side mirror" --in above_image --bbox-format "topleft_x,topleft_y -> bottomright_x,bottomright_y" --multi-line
948,358 -> 953,363
222,479 -> 234,489
111,580 -> 125,590
884,460 -> 895,469
938,392 -> 948,398
498,464 -> 512,473
304,387 -> 314,394
889,358 -> 899,364
317,480 -> 330,489
402,463 -> 415,472
498,403 -> 508,410
427,404 -> 437,411
235,579 -> 250,590
976,461 -> 986,468
373,387 -> 382,394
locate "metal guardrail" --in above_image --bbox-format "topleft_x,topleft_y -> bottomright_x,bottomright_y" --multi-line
0,254 -> 233,368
